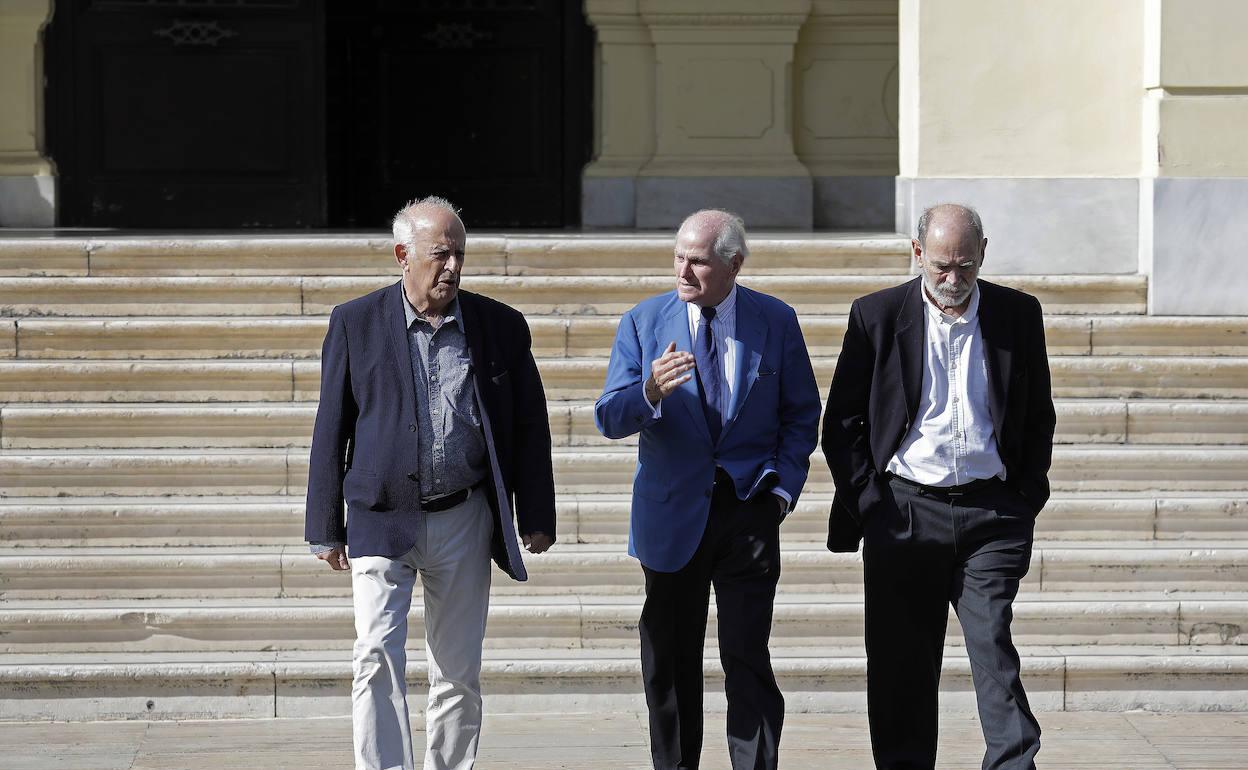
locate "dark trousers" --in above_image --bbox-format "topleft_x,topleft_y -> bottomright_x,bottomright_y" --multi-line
864,476 -> 1041,770
639,470 -> 785,770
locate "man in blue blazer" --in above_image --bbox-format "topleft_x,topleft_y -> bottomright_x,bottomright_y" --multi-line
305,197 -> 555,770
596,209 -> 821,770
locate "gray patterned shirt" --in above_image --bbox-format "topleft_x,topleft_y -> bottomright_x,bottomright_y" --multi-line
309,290 -> 488,554
401,294 -> 488,499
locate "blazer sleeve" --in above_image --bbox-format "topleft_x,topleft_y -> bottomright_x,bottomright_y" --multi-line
304,307 -> 356,544
594,309 -> 661,440
821,299 -> 883,523
772,305 -> 821,509
1016,295 -> 1056,513
509,314 -> 558,539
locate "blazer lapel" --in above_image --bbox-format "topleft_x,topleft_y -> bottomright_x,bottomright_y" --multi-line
975,282 -> 1011,440
722,286 -> 765,438
457,291 -> 490,381
894,278 -> 925,426
655,293 -> 711,444
383,281 -> 419,425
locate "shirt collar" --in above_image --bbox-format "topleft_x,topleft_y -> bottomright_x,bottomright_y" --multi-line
402,287 -> 461,331
687,283 -> 738,320
921,280 -> 980,326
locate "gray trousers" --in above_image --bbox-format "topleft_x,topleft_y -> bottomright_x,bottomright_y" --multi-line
863,476 -> 1041,770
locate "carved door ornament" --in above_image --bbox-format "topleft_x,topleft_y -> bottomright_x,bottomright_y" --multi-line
153,20 -> 238,46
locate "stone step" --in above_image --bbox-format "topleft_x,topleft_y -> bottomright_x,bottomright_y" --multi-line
9,315 -> 1247,360
7,399 -> 1247,450
1,445 -> 1245,498
5,355 -> 1247,404
0,234 -> 911,278
1,444 -> 1245,498
2,494 -> 1243,547
527,356 -> 1248,401
0,274 -> 1147,317
1,543 -> 1244,600
2,593 -> 1243,654
2,646 -> 1246,720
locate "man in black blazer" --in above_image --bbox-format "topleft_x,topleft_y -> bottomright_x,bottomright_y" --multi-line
305,197 -> 555,770
823,204 -> 1054,770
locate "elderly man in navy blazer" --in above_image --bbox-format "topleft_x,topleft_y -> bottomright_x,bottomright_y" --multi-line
824,204 -> 1055,769
304,196 -> 556,770
596,209 -> 821,770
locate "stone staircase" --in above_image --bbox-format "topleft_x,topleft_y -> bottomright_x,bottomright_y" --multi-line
0,234 -> 1245,721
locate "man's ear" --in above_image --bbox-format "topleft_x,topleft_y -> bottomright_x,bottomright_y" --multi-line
911,239 -> 924,270
979,237 -> 988,267
394,243 -> 408,269
731,254 -> 744,275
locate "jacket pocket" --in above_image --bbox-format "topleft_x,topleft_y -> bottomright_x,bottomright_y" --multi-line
343,469 -> 388,512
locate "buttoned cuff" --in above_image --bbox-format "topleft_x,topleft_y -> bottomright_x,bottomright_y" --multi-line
642,385 -> 662,419
773,487 -> 793,519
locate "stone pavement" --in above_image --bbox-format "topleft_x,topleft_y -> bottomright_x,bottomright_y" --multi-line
3,711 -> 1245,769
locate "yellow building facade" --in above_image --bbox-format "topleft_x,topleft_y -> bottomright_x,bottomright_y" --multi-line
0,0 -> 1244,313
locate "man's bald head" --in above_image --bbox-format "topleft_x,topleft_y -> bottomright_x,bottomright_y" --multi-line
393,196 -> 465,249
677,209 -> 750,266
392,195 -> 467,317
916,203 -> 984,253
911,203 -> 987,314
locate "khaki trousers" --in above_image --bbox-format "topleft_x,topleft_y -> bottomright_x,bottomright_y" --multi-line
349,491 -> 494,770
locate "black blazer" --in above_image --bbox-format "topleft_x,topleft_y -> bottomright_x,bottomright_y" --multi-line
304,281 -> 556,580
822,277 -> 1056,552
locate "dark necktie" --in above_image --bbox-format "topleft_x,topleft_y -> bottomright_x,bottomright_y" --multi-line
694,305 -> 723,444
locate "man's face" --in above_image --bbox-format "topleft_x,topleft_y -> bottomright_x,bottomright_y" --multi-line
395,210 -> 467,313
674,224 -> 741,306
913,224 -> 986,309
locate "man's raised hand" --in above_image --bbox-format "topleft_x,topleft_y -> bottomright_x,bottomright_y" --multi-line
645,341 -> 696,404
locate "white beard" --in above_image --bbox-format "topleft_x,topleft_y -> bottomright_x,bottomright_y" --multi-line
923,271 -> 974,307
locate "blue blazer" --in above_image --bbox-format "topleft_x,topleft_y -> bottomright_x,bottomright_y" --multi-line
594,286 -> 821,572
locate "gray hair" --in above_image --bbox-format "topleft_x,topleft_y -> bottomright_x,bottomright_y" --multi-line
916,203 -> 984,248
392,196 -> 462,247
681,209 -> 750,264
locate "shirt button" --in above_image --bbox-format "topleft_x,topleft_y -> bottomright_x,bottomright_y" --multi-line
408,424 -> 416,432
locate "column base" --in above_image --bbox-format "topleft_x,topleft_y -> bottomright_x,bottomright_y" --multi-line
895,177 -> 1138,275
813,176 -> 895,229
1149,177 -> 1248,315
633,176 -> 813,230
0,175 -> 55,227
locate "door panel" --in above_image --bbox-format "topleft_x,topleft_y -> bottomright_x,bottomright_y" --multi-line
48,0 -> 326,227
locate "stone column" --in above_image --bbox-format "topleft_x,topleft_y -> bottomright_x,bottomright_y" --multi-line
0,0 -> 54,227
582,0 -> 656,228
1142,0 -> 1248,315
895,0 -> 1144,274
635,0 -> 813,228
794,0 -> 898,229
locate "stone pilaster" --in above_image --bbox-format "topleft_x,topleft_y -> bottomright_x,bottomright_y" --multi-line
0,0 -> 54,227
582,0 -> 656,228
795,0 -> 898,228
634,0 -> 813,228
1142,0 -> 1248,314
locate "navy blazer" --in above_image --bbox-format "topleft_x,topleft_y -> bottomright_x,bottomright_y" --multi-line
822,277 -> 1056,552
595,286 -> 822,572
304,281 -> 556,581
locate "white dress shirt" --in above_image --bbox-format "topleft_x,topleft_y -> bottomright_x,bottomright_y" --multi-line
887,284 -> 1006,486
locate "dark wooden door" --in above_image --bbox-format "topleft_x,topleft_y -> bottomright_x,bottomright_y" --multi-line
327,0 -> 591,228
47,0 -> 326,228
